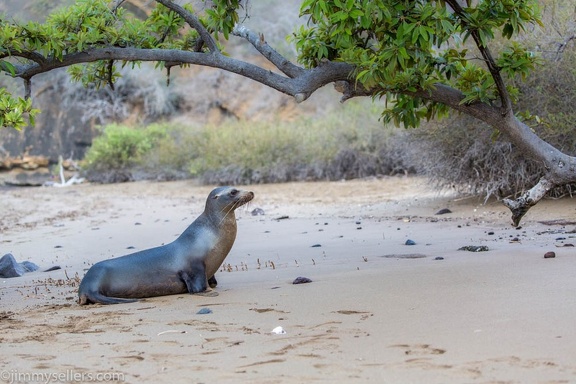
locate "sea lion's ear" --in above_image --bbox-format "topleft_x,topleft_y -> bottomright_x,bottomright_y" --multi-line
212,194 -> 219,199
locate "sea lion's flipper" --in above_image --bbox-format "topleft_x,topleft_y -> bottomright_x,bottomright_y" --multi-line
179,269 -> 207,294
208,275 -> 218,288
78,292 -> 138,305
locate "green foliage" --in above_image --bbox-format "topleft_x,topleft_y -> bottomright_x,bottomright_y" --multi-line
204,0 -> 243,39
82,123 -> 168,170
292,0 -> 543,127
408,44 -> 576,199
0,87 -> 40,130
0,0 -> 242,121
81,102 -> 413,184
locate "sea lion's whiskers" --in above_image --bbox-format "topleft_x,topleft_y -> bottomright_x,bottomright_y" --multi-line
218,203 -> 237,226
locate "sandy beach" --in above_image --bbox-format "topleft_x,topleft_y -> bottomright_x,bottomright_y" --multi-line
1,177 -> 575,383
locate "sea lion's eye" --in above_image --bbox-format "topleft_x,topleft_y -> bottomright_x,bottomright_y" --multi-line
230,189 -> 238,196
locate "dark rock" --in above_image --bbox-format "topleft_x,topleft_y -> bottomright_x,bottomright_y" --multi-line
44,266 -> 61,272
251,208 -> 265,216
0,254 -> 26,278
196,308 -> 212,314
292,277 -> 312,284
405,239 -> 416,246
435,208 -> 452,215
20,261 -> 39,272
3,169 -> 53,187
434,257 -> 445,260
544,251 -> 556,259
458,245 -> 489,252
382,254 -> 426,259
311,244 -> 322,248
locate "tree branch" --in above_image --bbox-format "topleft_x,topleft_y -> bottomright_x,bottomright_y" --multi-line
503,177 -> 555,227
109,0 -> 127,13
232,24 -> 305,78
0,51 -> 47,66
155,0 -> 219,53
11,47 -> 352,102
444,0 -> 513,115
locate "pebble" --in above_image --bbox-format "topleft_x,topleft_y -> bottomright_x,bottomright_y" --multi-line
405,239 -> 416,246
251,208 -> 265,216
435,208 -> 452,215
458,245 -> 489,252
544,251 -> 556,259
196,308 -> 213,315
292,276 -> 312,284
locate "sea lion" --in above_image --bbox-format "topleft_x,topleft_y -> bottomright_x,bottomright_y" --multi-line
78,186 -> 254,305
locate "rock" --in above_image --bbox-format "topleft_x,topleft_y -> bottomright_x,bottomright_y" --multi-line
458,245 -> 489,252
251,208 -> 265,216
544,251 -> 556,259
196,308 -> 213,315
20,261 -> 39,272
405,239 -> 416,245
434,257 -> 445,260
292,276 -> 312,284
3,169 -> 53,186
311,244 -> 321,248
435,208 -> 452,215
0,254 -> 26,278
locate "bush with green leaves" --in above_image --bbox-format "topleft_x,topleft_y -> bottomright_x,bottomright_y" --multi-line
81,101 -> 414,184
82,123 -> 168,177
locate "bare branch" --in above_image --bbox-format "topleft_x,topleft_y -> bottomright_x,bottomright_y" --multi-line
11,47 -> 351,101
556,33 -> 576,60
23,77 -> 31,99
1,51 -> 47,66
155,0 -> 219,53
232,24 -> 305,78
503,177 -> 555,227
109,0 -> 127,13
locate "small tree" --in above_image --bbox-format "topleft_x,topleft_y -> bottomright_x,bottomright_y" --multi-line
1,0 -> 574,226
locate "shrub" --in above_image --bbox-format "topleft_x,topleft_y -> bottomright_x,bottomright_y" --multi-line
407,46 -> 576,200
82,123 -> 168,182
81,100 -> 415,184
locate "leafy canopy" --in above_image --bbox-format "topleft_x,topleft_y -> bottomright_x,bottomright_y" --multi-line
0,0 -> 544,129
0,0 -> 243,129
292,0 -> 543,127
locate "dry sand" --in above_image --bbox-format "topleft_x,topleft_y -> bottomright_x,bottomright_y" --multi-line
1,177 -> 575,384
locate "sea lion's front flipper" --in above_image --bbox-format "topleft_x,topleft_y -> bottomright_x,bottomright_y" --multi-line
208,275 -> 218,288
178,269 -> 207,294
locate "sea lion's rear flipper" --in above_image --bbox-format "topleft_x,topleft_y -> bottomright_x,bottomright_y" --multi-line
208,275 -> 218,288
78,292 -> 138,305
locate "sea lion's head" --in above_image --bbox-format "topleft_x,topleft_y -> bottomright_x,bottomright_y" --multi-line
206,186 -> 254,218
